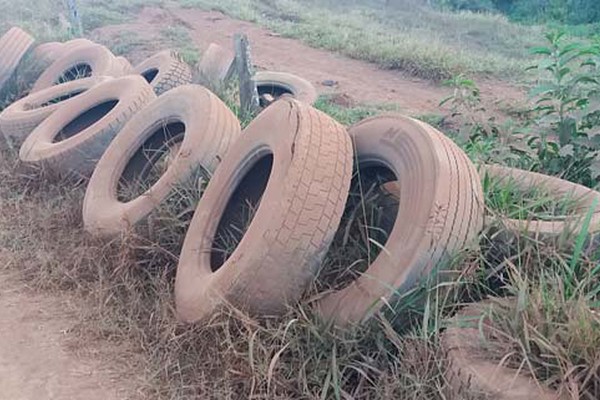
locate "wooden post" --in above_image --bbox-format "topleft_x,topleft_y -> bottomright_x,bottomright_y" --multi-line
234,33 -> 259,119
66,0 -> 83,37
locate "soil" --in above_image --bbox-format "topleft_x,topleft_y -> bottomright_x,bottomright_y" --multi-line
91,6 -> 527,116
0,266 -> 136,400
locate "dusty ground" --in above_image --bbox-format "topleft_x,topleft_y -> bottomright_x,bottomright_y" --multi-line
0,266 -> 136,400
92,6 -> 526,116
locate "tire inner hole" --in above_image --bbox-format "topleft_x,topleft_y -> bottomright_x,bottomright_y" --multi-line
141,68 -> 159,84
210,153 -> 274,271
117,121 -> 186,202
257,83 -> 293,107
53,99 -> 119,143
55,63 -> 93,85
317,165 -> 399,292
35,89 -> 86,109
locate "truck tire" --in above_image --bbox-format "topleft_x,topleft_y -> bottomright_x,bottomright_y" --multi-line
83,84 -> 241,236
175,98 -> 353,323
19,75 -> 156,176
134,50 -> 192,95
316,115 -> 485,325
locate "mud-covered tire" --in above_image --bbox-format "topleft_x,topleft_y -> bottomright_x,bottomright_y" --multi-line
134,50 -> 192,95
482,165 -> 600,238
31,42 -> 65,66
83,84 -> 241,236
316,115 -> 485,325
0,27 -> 35,91
175,98 -> 353,323
442,300 -> 564,400
20,76 -> 156,176
0,77 -> 110,144
115,56 -> 134,75
31,43 -> 123,93
197,43 -> 235,83
31,39 -> 95,67
255,71 -> 318,106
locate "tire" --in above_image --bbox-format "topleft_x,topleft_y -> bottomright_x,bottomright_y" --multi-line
254,71 -> 318,107
19,75 -> 156,177
198,43 -> 235,83
316,115 -> 485,325
0,77 -> 110,144
482,165 -> 600,238
115,56 -> 134,75
0,27 -> 35,92
134,50 -> 192,95
31,42 -> 65,66
31,43 -> 123,93
175,97 -> 353,323
31,39 -> 94,67
442,300 -> 562,400
83,84 -> 241,236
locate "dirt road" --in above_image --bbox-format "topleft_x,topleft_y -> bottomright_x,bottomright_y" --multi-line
92,6 -> 525,116
0,268 -> 134,400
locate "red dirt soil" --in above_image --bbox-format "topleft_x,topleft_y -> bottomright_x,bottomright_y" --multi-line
92,6 -> 526,116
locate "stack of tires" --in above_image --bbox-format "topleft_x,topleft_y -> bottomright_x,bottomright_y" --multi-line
1,27 -> 598,398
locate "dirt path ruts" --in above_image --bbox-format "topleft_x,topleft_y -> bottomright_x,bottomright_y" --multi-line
0,267 -> 134,400
92,6 -> 526,116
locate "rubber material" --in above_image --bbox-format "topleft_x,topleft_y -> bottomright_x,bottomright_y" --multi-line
442,300 -> 564,400
31,43 -> 123,93
83,84 -> 241,236
175,98 -> 353,323
0,77 -> 110,143
482,165 -> 600,237
0,27 -> 35,91
115,56 -> 134,75
32,38 -> 95,67
134,50 -> 192,95
255,71 -> 318,106
20,76 -> 156,176
316,115 -> 485,325
198,43 -> 235,83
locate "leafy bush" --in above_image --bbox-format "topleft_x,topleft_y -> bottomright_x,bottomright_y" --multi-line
525,31 -> 600,187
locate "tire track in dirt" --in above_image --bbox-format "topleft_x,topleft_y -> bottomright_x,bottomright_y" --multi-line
92,6 -> 526,116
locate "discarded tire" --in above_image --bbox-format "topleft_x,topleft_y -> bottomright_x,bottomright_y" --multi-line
197,43 -> 235,83
115,56 -> 134,75
442,300 -> 563,400
255,71 -> 318,107
83,84 -> 241,236
316,115 -> 485,325
175,97 -> 353,323
31,38 -> 94,67
134,50 -> 192,95
0,27 -> 35,91
20,75 -> 156,176
482,165 -> 600,238
0,77 -> 110,144
31,43 -> 123,93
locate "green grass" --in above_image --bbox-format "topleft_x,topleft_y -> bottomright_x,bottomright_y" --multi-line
180,0 -> 544,81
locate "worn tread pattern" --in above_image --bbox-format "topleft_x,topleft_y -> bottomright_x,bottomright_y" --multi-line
0,27 -> 35,92
135,50 -> 192,96
317,115 -> 485,325
175,98 -> 353,323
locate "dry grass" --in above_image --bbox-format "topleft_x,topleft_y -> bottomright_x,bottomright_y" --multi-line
0,146 -> 461,399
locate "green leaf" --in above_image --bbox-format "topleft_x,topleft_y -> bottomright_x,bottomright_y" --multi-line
530,46 -> 552,55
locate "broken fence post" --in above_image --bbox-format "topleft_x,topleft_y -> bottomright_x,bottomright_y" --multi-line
234,33 -> 259,119
66,0 -> 83,37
